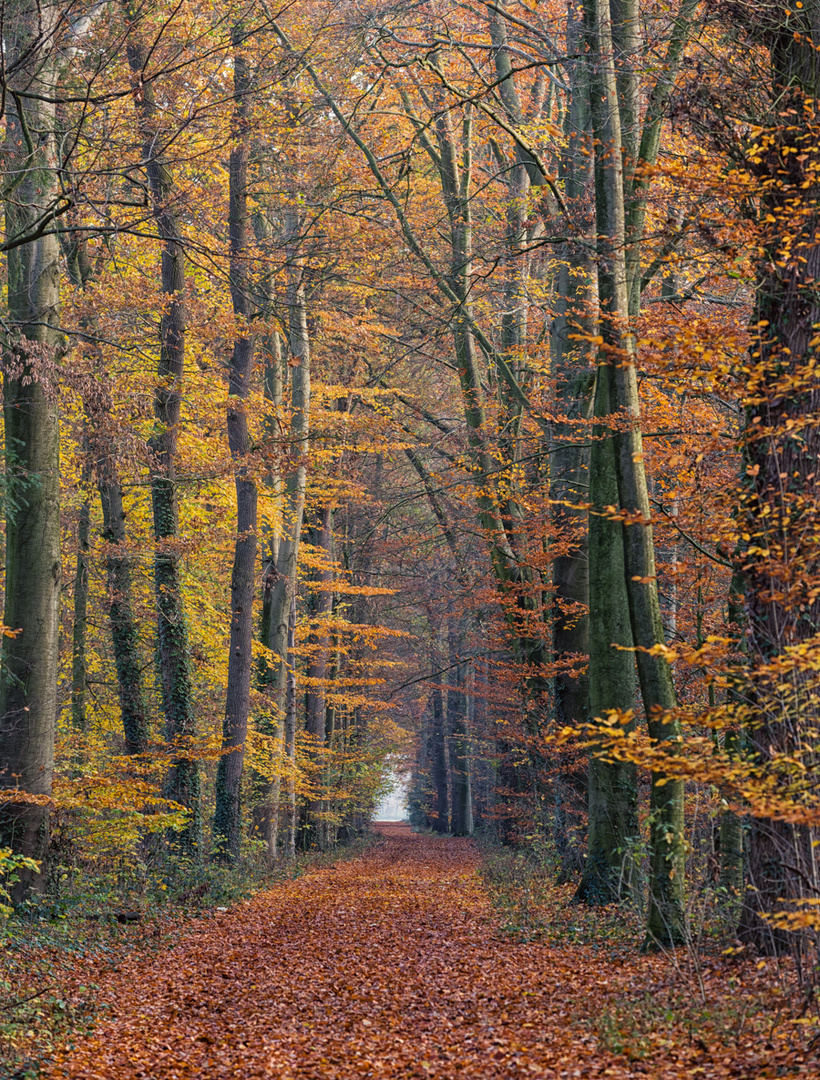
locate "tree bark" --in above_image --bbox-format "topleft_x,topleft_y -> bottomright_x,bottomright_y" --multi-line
213,36 -> 258,862
732,0 -> 820,953
125,9 -> 200,849
98,479 -> 149,754
448,624 -> 472,836
429,677 -> 449,834
584,0 -> 685,944
0,0 -> 63,898
71,497 -> 91,732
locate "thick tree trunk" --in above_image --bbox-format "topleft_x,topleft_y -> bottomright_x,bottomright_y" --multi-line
551,3 -> 597,886
126,16 -> 200,849
585,0 -> 685,944
214,41 -> 258,862
577,370 -> 639,903
734,1 -> 820,953
0,0 -> 63,898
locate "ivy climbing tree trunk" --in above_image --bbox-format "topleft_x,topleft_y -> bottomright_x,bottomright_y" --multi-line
0,0 -> 63,897
214,34 -> 258,862
126,7 -> 200,849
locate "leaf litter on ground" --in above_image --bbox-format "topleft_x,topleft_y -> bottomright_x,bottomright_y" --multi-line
28,824 -> 820,1078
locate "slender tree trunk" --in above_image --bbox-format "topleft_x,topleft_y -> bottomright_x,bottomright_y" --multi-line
64,210 -> 149,757
253,216 -> 311,857
213,38 -> 258,861
448,624 -> 472,836
98,480 -> 150,754
0,0 -> 62,897
126,14 -> 200,848
253,323 -> 284,854
429,680 -> 449,834
284,593 -> 298,859
71,497 -> 91,732
304,505 -> 333,845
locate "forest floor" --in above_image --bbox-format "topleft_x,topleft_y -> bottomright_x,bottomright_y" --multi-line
22,824 -> 820,1079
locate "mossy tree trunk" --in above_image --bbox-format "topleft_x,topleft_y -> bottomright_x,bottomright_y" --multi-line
0,0 -> 63,898
213,37 -> 258,862
126,9 -> 200,849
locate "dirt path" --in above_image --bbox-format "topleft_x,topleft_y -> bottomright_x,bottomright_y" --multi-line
46,825 -> 805,1079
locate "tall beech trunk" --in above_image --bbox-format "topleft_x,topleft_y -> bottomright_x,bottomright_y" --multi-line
448,624 -> 472,836
733,1 -> 820,953
98,480 -> 150,754
284,593 -> 298,859
71,497 -> 91,732
253,323 -> 285,853
577,369 -> 639,903
585,0 -> 685,944
253,217 -> 311,857
126,14 -> 200,848
0,0 -> 62,895
213,40 -> 258,861
304,505 -> 333,845
64,219 -> 150,757
551,3 -> 598,886
429,679 -> 449,834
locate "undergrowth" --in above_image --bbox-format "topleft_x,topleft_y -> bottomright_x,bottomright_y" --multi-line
477,831 -> 820,1073
0,832 -> 374,1078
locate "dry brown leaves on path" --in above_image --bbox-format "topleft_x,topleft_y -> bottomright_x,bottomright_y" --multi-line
47,825 -> 816,1079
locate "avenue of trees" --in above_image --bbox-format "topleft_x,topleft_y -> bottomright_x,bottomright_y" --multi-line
1,0 -> 819,961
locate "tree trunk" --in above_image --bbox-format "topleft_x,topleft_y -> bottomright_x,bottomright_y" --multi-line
213,38 -> 258,862
304,505 -> 333,846
734,1 -> 820,953
577,370 -> 639,903
448,625 -> 472,836
585,0 -> 685,944
0,0 -> 63,898
98,479 -> 150,754
253,215 -> 311,857
71,498 -> 91,732
126,15 -> 200,849
429,680 -> 449,834
284,593 -> 298,859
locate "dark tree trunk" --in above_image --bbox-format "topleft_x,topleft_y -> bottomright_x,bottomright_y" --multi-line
98,480 -> 150,754
126,15 -> 200,849
447,626 -> 472,836
71,498 -> 91,732
734,0 -> 820,953
214,39 -> 258,862
430,682 -> 449,833
0,0 -> 63,898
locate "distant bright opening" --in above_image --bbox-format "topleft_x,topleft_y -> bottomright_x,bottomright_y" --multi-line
373,765 -> 409,821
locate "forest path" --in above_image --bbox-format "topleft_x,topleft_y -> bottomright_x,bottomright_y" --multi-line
48,825 -> 677,1079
